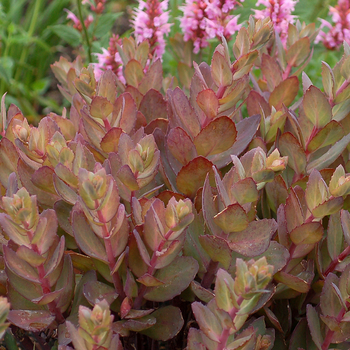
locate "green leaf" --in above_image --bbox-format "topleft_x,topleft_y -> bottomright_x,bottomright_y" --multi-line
269,76 -> 299,110
305,169 -> 329,212
322,61 -> 335,100
274,271 -> 310,293
94,13 -> 122,38
49,24 -> 81,47
140,306 -> 184,341
303,85 -> 332,128
215,269 -> 236,312
7,310 -> 55,332
144,256 -> 199,302
83,281 -> 118,306
286,37 -> 310,67
306,305 -> 323,349
306,133 -> 350,172
307,120 -> 344,153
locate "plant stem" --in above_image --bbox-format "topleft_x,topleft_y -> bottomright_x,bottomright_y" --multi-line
321,301 -> 350,350
201,260 -> 219,289
133,229 -> 174,309
215,295 -> 244,350
324,245 -> 350,277
14,0 -> 42,82
97,209 -> 126,300
77,0 -> 92,63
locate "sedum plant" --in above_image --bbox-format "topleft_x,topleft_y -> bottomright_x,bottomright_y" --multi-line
3,13 -> 350,350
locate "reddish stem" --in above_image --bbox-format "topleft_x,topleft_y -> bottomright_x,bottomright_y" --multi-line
324,245 -> 350,277
282,63 -> 292,80
133,229 -> 174,309
321,301 -> 350,350
26,227 -> 65,323
216,85 -> 226,99
97,209 -> 126,300
215,295 -> 244,350
201,260 -> 219,289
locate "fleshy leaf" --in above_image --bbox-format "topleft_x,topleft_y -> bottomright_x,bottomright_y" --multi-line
194,117 -> 237,157
140,306 -> 184,341
144,256 -> 199,302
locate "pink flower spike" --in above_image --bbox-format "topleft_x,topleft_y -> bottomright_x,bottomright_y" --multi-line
65,9 -> 80,27
131,0 -> 172,59
180,0 -> 243,53
318,0 -> 350,50
254,0 -> 299,46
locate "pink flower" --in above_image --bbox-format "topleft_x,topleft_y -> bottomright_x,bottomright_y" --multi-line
83,0 -> 106,14
317,0 -> 350,50
65,9 -> 93,32
180,0 -> 243,54
94,34 -> 126,84
131,0 -> 172,58
254,0 -> 298,45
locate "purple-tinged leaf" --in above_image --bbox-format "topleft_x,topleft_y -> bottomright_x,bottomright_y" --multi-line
306,305 -> 323,349
32,209 -> 58,255
133,228 -> 151,267
144,256 -> 199,302
31,166 -> 56,194
279,132 -> 306,175
140,306 -> 184,341
190,281 -> 215,303
194,117 -> 237,157
167,87 -> 201,138
255,241 -> 290,274
3,245 -> 40,283
139,89 -> 167,123
167,127 -> 197,166
341,210 -> 350,245
83,281 -> 118,306
227,219 -> 277,257
72,206 -> 108,263
112,92 -> 137,134
192,302 -> 222,343
139,59 -> 163,94
261,54 -> 282,91
8,310 -> 55,332
44,236 -> 65,278
119,316 -> 156,332
199,235 -> 232,270
246,91 -> 271,117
